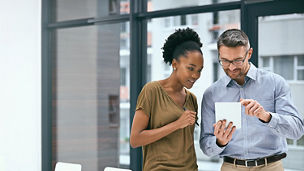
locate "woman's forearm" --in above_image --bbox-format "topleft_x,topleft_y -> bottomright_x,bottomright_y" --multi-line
130,121 -> 180,148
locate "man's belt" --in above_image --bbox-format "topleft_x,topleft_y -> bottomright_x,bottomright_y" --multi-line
223,153 -> 287,167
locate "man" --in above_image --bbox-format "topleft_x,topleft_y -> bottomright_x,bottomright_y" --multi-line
199,29 -> 304,171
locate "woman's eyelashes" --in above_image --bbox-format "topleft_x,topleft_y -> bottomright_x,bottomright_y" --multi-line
187,67 -> 194,71
187,66 -> 203,73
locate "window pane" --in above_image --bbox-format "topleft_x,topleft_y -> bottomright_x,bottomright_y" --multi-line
297,136 -> 304,146
119,22 -> 130,166
147,10 -> 240,171
298,55 -> 304,66
262,57 -> 270,67
297,70 -> 304,80
286,139 -> 294,145
273,56 -> 294,80
53,22 -> 130,170
259,13 -> 304,171
148,0 -> 239,12
54,0 -> 130,22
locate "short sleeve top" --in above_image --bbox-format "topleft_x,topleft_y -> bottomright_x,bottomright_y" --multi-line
136,81 -> 198,171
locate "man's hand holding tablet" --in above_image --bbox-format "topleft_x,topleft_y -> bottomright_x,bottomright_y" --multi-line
214,102 -> 241,147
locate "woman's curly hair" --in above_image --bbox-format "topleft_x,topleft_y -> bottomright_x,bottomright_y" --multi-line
162,27 -> 203,65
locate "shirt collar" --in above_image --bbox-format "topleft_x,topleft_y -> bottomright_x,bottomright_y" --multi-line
247,63 -> 257,81
223,63 -> 258,87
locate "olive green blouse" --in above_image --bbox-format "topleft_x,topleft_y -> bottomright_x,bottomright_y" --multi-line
136,81 -> 198,171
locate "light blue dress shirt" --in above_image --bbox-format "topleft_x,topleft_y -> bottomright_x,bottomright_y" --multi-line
199,64 -> 304,159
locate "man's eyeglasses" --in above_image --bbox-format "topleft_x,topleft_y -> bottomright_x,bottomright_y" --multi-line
218,49 -> 249,67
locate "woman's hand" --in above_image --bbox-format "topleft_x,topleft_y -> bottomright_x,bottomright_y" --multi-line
176,110 -> 196,129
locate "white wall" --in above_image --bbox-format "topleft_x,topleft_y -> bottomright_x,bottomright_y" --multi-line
0,0 -> 41,171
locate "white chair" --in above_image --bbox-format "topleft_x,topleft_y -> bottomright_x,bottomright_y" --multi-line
55,162 -> 82,171
104,167 -> 132,171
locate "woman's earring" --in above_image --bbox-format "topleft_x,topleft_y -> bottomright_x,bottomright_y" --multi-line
173,67 -> 176,71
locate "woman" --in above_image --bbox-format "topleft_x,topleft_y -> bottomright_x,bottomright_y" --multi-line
130,28 -> 204,171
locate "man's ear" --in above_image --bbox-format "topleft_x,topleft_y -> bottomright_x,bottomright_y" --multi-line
247,48 -> 253,60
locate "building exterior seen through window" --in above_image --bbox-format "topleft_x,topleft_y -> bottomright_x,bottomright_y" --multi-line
118,9 -> 304,171
50,0 -> 304,171
52,22 -> 131,171
258,13 -> 304,170
147,0 -> 240,12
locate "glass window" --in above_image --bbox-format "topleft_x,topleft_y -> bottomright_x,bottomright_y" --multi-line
191,14 -> 199,26
173,16 -> 181,26
262,57 -> 270,67
273,56 -> 294,80
287,139 -> 295,145
297,55 -> 304,66
147,10 -> 240,170
297,136 -> 304,146
164,18 -> 171,28
54,0 -> 130,22
259,14 -> 304,171
148,0 -> 240,12
52,22 -> 130,171
120,68 -> 127,86
297,70 -> 304,80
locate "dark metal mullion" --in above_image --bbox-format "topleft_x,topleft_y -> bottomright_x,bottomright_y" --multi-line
47,18 -> 94,29
247,0 -> 304,17
42,0 -> 52,170
89,14 -> 130,25
246,7 -> 258,66
137,1 -> 241,19
240,0 -> 246,32
129,0 -> 147,170
47,15 -> 130,29
240,0 -> 257,66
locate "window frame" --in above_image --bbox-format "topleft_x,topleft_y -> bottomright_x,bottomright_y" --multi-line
42,0 -> 304,171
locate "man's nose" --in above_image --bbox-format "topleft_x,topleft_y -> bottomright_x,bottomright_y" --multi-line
228,62 -> 236,71
228,63 -> 236,71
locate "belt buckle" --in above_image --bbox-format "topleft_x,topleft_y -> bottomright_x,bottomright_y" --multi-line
245,159 -> 258,167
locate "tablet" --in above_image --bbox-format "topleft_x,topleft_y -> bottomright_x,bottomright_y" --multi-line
215,102 -> 241,129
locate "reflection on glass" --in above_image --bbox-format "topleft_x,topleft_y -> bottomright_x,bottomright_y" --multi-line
54,0 -> 130,22
53,22 -> 130,171
259,13 -> 304,170
147,10 -> 240,171
148,0 -> 240,12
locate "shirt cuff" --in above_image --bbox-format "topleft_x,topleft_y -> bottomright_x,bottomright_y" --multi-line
267,112 -> 279,129
212,136 -> 226,154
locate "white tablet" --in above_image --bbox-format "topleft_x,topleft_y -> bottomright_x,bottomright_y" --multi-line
215,102 -> 241,129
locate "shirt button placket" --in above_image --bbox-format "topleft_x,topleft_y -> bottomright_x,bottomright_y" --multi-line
240,87 -> 248,157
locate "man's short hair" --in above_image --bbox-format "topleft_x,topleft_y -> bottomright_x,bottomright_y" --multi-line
217,29 -> 250,50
